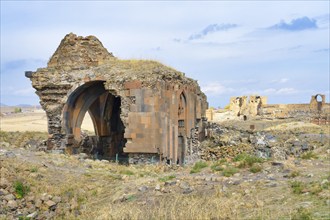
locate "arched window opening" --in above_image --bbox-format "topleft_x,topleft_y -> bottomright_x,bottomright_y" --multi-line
178,92 -> 187,165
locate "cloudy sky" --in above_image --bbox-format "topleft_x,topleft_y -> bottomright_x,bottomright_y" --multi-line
1,1 -> 329,107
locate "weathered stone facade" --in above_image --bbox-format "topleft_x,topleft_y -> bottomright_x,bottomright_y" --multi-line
310,94 -> 326,112
229,95 -> 267,119
26,33 -> 208,164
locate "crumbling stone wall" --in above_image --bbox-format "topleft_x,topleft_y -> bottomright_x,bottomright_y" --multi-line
26,33 -> 208,164
229,96 -> 247,116
310,94 -> 326,112
229,95 -> 266,118
256,95 -> 329,120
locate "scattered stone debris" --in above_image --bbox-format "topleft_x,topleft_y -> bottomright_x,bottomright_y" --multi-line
0,121 -> 329,220
200,122 -> 326,161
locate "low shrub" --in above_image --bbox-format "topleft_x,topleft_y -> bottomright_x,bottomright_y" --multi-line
14,107 -> 22,113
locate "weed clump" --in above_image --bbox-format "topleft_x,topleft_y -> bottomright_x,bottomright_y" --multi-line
30,167 -> 38,173
190,161 -> 208,174
292,207 -> 313,220
211,159 -> 227,172
14,181 -> 30,199
222,166 -> 239,177
234,153 -> 263,168
249,164 -> 262,173
290,181 -> 304,194
290,180 -> 326,195
159,175 -> 176,182
301,151 -> 318,160
288,170 -> 300,178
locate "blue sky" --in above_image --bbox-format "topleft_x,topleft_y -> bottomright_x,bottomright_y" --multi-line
1,1 -> 329,107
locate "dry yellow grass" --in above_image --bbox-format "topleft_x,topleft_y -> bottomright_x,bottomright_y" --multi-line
0,110 -> 94,132
2,148 -> 329,220
1,112 -> 329,219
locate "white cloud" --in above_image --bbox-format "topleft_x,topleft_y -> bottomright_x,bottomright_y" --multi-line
1,1 -> 329,107
264,88 -> 276,94
271,78 -> 289,83
201,82 -> 234,95
275,87 -> 297,94
261,87 -> 299,95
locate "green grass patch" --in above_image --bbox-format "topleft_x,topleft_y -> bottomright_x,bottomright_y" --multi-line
211,164 -> 224,172
120,170 -> 135,176
211,159 -> 227,172
234,153 -> 263,168
290,181 -> 304,194
190,161 -> 208,174
91,190 -> 98,196
292,207 -> 313,220
126,195 -> 136,202
18,217 -> 31,220
30,167 -> 38,173
159,175 -> 176,182
14,181 -> 30,199
222,166 -> 239,177
290,181 -> 325,195
301,151 -> 318,160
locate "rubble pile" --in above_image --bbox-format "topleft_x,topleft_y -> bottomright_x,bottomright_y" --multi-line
200,123 -> 325,161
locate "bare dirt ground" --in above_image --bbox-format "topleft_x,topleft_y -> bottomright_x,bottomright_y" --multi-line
0,111 -> 329,220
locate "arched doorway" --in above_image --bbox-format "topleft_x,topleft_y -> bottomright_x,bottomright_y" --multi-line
315,94 -> 324,111
178,92 -> 187,165
62,81 -> 126,160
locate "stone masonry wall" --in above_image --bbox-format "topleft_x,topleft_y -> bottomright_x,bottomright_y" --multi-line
26,33 -> 208,164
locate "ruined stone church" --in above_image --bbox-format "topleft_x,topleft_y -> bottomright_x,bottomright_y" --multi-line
26,33 -> 208,164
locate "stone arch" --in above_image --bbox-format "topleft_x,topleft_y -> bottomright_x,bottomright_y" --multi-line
310,94 -> 325,112
63,81 -> 107,138
315,94 -> 324,111
315,94 -> 323,102
62,81 -> 126,159
178,91 -> 188,131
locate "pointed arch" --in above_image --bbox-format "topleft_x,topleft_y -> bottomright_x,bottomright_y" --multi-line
62,81 -> 126,159
178,90 -> 188,165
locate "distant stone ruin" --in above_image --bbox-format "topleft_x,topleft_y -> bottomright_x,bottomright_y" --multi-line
210,94 -> 329,124
310,94 -> 326,112
229,95 -> 267,120
26,33 -> 208,164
